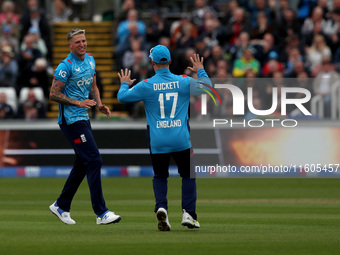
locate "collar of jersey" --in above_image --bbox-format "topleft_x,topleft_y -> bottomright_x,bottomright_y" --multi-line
155,68 -> 170,74
70,51 -> 85,62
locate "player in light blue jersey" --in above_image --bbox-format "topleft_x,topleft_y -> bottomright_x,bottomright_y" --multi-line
49,28 -> 121,225
118,45 -> 211,231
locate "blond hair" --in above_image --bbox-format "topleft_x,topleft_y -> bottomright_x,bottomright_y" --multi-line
67,28 -> 85,42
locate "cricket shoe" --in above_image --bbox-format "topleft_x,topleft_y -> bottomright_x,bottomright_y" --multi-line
49,201 -> 76,225
182,209 -> 200,229
156,208 -> 171,231
96,210 -> 121,225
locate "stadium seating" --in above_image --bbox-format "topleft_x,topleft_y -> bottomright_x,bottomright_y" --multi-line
0,87 -> 18,113
19,87 -> 45,104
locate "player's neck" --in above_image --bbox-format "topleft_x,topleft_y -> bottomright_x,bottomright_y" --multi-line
72,51 -> 85,60
153,65 -> 169,72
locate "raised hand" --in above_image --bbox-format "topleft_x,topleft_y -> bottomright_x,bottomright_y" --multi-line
187,54 -> 204,72
118,68 -> 136,85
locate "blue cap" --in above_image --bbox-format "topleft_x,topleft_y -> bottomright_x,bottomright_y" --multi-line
149,45 -> 171,63
268,51 -> 278,59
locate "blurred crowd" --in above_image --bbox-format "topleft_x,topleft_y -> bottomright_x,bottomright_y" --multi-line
1,0 -> 340,120
114,0 -> 340,119
0,0 -> 54,120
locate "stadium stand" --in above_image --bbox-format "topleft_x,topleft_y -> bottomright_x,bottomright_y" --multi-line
0,87 -> 17,113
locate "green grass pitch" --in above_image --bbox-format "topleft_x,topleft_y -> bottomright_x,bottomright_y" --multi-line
1,177 -> 340,255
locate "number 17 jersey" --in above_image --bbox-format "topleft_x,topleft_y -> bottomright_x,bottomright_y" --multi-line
118,68 -> 209,154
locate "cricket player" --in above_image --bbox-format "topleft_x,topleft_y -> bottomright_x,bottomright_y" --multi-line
117,45 -> 211,231
49,28 -> 121,225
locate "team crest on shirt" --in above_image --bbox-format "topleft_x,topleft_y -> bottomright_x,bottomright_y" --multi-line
75,67 -> 80,72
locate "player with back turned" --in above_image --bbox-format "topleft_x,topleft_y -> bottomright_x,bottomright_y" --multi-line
49,28 -> 121,225
117,45 -> 211,231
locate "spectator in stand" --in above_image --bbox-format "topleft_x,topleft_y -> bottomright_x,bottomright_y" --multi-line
158,36 -> 174,60
297,0 -> 317,21
20,0 -> 51,60
17,58 -> 49,97
146,10 -> 170,50
313,57 -> 339,117
221,0 -> 239,27
306,34 -> 332,73
122,39 -> 148,69
205,60 -> 216,77
301,6 -> 326,35
262,51 -> 283,77
20,26 -> 47,58
324,8 -> 340,55
317,0 -> 330,19
17,88 -> 46,120
277,8 -> 301,44
0,1 -> 19,23
0,45 -> 17,88
246,0 -> 274,29
18,34 -> 42,72
193,36 -> 210,60
199,18 -> 224,49
170,14 -> 197,50
302,17 -> 327,47
252,33 -> 279,62
117,0 -> 135,22
116,9 -> 145,45
115,21 -> 146,66
0,1 -> 19,34
272,0 -> 290,24
214,59 -> 231,79
283,47 -> 305,77
206,44 -> 225,67
0,92 -> 14,119
227,31 -> 252,63
280,33 -> 305,65
51,0 -> 72,23
225,7 -> 250,45
333,0 -> 340,10
232,46 -> 260,77
191,0 -> 217,28
0,25 -> 19,55
250,12 -> 274,40
290,60 -> 307,78
159,36 -> 171,49
175,22 -> 196,50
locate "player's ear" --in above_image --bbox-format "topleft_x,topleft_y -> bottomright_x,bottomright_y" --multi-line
68,42 -> 71,49
169,60 -> 172,65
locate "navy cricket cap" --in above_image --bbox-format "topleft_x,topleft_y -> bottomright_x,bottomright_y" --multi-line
149,45 -> 171,63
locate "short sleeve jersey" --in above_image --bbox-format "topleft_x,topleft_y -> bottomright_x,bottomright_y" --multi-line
54,51 -> 96,125
117,68 -> 209,154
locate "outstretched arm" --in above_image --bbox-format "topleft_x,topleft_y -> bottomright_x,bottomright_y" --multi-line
117,68 -> 145,103
186,54 -> 212,96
